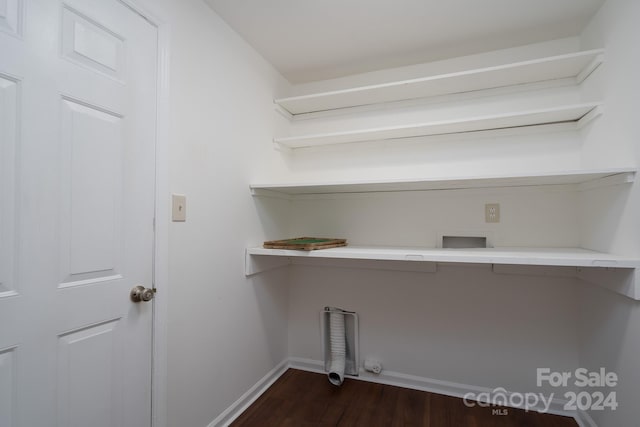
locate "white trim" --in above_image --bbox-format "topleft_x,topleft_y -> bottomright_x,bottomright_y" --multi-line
208,359 -> 290,427
151,22 -> 170,427
288,358 -> 576,419
115,1 -> 171,427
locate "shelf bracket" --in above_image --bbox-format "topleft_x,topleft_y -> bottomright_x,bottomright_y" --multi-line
491,264 -> 576,278
272,139 -> 293,153
576,105 -> 603,129
274,103 -> 294,120
577,171 -> 635,191
576,54 -> 604,84
577,267 -> 639,301
245,250 -> 291,276
292,257 -> 437,273
250,188 -> 292,200
493,264 -> 640,301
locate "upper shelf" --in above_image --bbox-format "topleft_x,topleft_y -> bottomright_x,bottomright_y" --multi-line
250,168 -> 636,197
275,49 -> 604,115
274,103 -> 601,149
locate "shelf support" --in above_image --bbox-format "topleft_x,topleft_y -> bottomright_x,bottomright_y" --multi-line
250,188 -> 292,200
491,265 -> 640,301
577,171 -> 635,191
272,139 -> 293,153
577,267 -> 639,301
576,105 -> 603,129
274,103 -> 293,120
576,54 -> 604,84
491,264 -> 576,278
245,250 -> 291,276
292,257 -> 437,273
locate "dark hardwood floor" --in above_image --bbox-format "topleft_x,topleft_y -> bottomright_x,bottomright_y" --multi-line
230,369 -> 578,427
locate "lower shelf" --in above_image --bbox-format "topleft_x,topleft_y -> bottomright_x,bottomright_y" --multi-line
245,246 -> 640,300
248,246 -> 639,268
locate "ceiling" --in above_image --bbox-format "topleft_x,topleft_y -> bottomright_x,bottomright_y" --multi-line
205,0 -> 604,84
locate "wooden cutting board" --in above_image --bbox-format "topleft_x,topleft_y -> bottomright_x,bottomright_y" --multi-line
263,237 -> 347,251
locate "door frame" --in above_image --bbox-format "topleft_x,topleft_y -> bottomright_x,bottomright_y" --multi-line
115,1 -> 170,427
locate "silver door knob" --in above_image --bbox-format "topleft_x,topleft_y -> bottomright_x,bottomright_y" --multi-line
130,285 -> 155,302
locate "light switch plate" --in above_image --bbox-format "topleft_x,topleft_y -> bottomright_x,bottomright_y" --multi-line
172,194 -> 186,222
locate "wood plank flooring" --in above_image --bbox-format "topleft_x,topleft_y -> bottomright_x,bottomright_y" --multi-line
230,369 -> 578,427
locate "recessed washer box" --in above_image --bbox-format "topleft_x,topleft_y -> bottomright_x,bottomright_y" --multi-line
442,236 -> 487,249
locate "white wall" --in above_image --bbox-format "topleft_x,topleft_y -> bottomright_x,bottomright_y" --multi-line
132,0 -> 639,424
288,187 -> 581,248
578,0 -> 640,425
289,264 -> 580,396
279,40 -> 593,398
284,187 -> 584,395
290,37 -> 581,95
136,0 -> 293,425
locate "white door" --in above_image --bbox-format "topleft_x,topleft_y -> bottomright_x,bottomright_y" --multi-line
0,0 -> 158,426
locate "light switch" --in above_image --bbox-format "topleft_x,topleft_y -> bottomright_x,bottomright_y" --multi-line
172,194 -> 186,222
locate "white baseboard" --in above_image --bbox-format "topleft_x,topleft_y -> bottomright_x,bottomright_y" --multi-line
210,357 -> 589,427
289,358 -> 579,422
207,359 -> 289,427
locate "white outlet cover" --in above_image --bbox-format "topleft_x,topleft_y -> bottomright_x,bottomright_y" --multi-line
172,194 -> 186,222
485,203 -> 500,223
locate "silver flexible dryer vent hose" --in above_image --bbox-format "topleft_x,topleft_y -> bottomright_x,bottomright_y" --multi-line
327,308 -> 346,386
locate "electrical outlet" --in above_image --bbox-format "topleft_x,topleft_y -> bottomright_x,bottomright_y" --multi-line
172,194 -> 186,222
485,203 -> 500,223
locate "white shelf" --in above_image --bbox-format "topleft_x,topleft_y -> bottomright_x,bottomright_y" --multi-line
275,49 -> 604,115
247,246 -> 640,269
246,246 -> 640,300
250,168 -> 636,197
274,103 -> 601,149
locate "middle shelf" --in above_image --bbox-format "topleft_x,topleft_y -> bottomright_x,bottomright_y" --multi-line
250,168 -> 636,197
274,103 -> 601,149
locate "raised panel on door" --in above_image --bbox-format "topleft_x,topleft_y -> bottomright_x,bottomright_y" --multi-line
61,5 -> 125,81
0,0 -> 22,36
58,98 -> 124,288
0,346 -> 16,427
0,75 -> 17,296
57,320 -> 124,427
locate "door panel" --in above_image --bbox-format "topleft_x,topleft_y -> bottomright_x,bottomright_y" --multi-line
0,346 -> 16,427
57,319 -> 124,427
0,75 -> 17,296
61,5 -> 125,80
60,98 -> 123,285
0,0 -> 22,36
0,0 -> 158,425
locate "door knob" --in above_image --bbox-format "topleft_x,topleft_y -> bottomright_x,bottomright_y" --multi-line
130,285 -> 155,303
